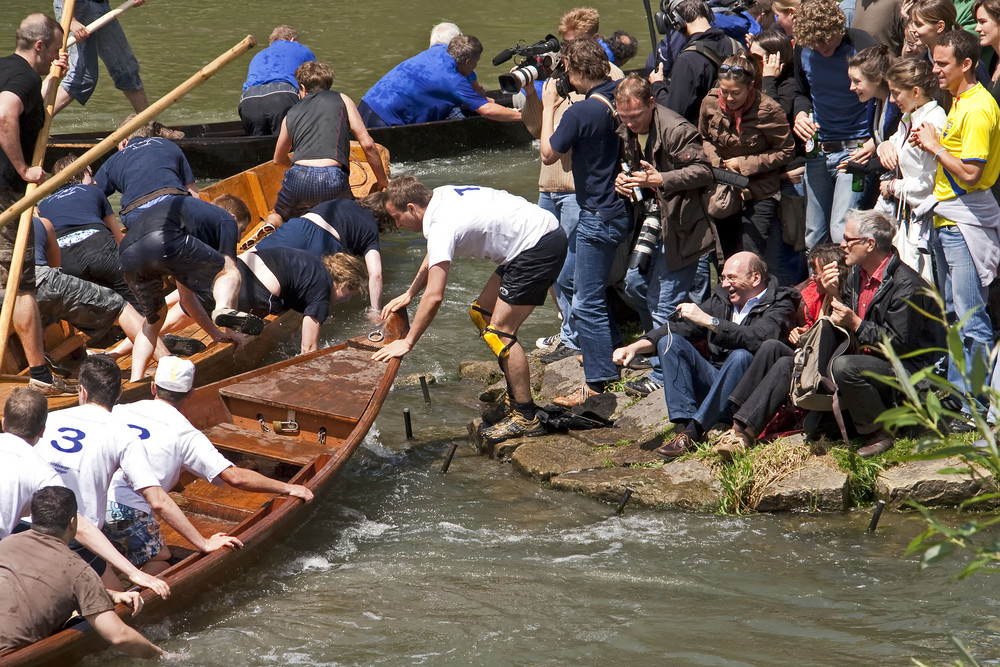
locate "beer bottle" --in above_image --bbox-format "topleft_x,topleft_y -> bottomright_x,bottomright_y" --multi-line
804,110 -> 819,158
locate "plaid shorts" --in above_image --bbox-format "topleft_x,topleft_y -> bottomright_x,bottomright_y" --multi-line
273,164 -> 350,221
102,503 -> 164,567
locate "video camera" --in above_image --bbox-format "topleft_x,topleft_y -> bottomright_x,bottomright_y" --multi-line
493,35 -> 572,97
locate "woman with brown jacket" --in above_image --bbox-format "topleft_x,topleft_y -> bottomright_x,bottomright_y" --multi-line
699,53 -> 795,261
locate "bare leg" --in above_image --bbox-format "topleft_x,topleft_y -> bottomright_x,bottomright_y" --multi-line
115,303 -> 169,360
211,256 -> 242,313
265,211 -> 284,229
100,567 -> 124,592
122,88 -> 149,113
477,276 -> 535,405
130,306 -> 165,383
12,293 -> 47,368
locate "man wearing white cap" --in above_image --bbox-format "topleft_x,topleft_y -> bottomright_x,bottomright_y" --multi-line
106,356 -> 314,572
38,355 -> 240,584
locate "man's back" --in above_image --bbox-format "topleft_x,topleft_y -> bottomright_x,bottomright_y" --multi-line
94,137 -> 195,210
662,27 -> 738,123
0,529 -> 113,652
242,39 -> 315,91
0,433 -> 60,539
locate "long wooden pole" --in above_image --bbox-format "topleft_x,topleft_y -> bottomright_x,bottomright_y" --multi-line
0,33 -> 257,368
66,0 -> 137,49
0,1 -> 77,372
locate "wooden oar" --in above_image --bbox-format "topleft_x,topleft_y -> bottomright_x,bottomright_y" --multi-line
0,33 -> 258,368
66,0 -> 138,49
0,1 -> 77,373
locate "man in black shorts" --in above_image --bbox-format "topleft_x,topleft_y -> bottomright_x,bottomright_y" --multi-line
118,195 -> 262,383
373,176 -> 567,444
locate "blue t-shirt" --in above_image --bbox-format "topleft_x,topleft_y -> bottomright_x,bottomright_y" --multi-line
242,40 -> 315,91
801,41 -> 869,142
120,196 -> 238,260
361,44 -> 487,126
255,199 -> 380,256
549,78 -> 627,221
238,247 -> 333,322
32,216 -> 48,267
37,184 -> 114,233
95,137 -> 196,211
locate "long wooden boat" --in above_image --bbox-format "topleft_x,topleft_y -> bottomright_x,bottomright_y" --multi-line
0,141 -> 390,415
46,93 -> 532,177
0,310 -> 408,666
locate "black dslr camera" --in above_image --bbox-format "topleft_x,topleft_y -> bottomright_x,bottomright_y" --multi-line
493,35 -> 573,97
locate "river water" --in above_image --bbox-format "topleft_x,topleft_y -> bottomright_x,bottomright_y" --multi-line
4,1 -> 1000,664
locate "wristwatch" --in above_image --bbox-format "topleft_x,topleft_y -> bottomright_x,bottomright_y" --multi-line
709,317 -> 720,332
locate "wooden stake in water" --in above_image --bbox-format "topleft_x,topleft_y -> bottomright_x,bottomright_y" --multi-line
419,375 -> 431,404
866,499 -> 886,533
403,408 -> 413,440
440,442 -> 459,474
615,488 -> 635,515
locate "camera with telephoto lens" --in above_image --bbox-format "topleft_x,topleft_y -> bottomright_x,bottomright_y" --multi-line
494,35 -> 572,97
628,198 -> 662,275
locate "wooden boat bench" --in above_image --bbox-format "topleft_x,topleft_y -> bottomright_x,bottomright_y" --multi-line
203,421 -> 332,466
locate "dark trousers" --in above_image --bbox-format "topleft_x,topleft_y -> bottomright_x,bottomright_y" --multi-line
730,338 -> 795,435
831,354 -> 895,432
61,228 -> 138,309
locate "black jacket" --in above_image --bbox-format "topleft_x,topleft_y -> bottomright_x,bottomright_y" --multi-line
654,27 -> 738,124
841,252 -> 945,373
644,276 -> 800,366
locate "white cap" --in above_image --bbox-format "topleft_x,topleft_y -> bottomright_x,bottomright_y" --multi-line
154,356 -> 195,393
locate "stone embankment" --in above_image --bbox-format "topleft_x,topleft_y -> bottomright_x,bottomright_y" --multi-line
457,353 -> 997,514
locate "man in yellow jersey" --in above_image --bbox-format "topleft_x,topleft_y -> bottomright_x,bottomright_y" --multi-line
912,29 -> 1000,418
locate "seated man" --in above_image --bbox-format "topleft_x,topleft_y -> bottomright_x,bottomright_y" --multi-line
359,35 -> 521,127
253,193 -> 392,313
0,487 -> 164,657
267,60 -> 388,227
239,25 -> 315,136
373,177 -> 567,444
612,252 -> 799,459
38,356 -> 242,583
118,193 -> 261,383
0,388 -> 170,598
108,356 -> 314,572
235,249 -> 366,354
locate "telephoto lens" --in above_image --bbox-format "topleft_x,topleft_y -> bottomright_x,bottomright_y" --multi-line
628,200 -> 662,274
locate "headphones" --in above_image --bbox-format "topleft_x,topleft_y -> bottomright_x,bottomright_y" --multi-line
655,0 -> 714,33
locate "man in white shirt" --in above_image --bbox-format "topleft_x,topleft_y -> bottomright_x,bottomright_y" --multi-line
0,387 -> 170,598
38,355 -> 239,584
107,356 -> 314,572
373,176 -> 568,444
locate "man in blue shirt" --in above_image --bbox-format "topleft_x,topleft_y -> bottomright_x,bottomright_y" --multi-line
540,38 -> 629,407
359,35 -> 520,127
238,25 -> 315,136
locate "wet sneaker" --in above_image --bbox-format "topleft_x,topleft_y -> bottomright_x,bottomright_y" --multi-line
535,334 -> 560,349
28,375 -> 78,396
154,122 -> 186,140
539,342 -> 577,364
480,394 -> 512,427
212,309 -> 265,336
624,376 -> 662,397
481,411 -> 545,444
163,334 -> 207,357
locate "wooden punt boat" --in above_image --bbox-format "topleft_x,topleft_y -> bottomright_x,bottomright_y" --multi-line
0,142 -> 391,415
46,92 -> 532,177
0,310 -> 408,667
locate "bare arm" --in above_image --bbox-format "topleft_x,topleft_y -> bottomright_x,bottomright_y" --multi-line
219,465 -> 314,502
364,248 -> 383,312
140,486 -> 242,554
87,609 -> 165,659
378,253 -> 430,321
343,94 -> 388,190
0,91 -> 43,184
103,213 -> 124,244
73,514 -> 171,599
38,215 -> 60,267
372,260 -> 449,361
475,101 -> 522,123
272,118 -> 293,168
300,315 -> 320,354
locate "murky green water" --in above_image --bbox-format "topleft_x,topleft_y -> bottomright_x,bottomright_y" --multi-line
4,2 -> 1000,664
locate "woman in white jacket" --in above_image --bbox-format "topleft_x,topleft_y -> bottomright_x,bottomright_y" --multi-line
875,57 -> 947,282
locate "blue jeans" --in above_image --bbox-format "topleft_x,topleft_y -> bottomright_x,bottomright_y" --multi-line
55,0 -> 143,104
624,243 -> 699,383
538,191 -> 581,350
931,225 -> 994,396
573,209 -> 631,384
803,149 -> 864,249
658,334 -> 753,428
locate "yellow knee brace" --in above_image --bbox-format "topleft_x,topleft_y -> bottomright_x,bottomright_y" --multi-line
482,325 -> 516,362
469,300 -> 492,334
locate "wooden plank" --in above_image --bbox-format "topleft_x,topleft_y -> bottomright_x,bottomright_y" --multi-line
173,475 -> 275,513
204,422 -> 334,466
157,511 -> 240,551
218,348 -> 381,419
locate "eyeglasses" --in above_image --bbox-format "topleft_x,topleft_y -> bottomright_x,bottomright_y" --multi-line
842,234 -> 871,246
718,64 -> 749,78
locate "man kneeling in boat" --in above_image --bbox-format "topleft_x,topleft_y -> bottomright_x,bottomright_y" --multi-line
373,176 -> 567,443
0,487 -> 165,658
107,356 -> 314,573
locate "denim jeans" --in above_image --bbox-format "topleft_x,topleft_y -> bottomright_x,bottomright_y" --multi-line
573,209 -> 631,384
538,191 -> 581,350
55,0 -> 143,104
658,334 -> 753,428
930,225 -> 994,396
624,243 -> 698,383
803,149 -> 864,249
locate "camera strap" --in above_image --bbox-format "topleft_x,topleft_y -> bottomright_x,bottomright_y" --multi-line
589,93 -> 620,133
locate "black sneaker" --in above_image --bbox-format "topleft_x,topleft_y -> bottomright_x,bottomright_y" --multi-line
539,342 -> 578,364
624,376 -> 662,397
163,334 -> 207,357
213,309 -> 265,336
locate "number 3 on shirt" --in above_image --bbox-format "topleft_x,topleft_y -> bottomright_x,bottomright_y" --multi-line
50,427 -> 86,453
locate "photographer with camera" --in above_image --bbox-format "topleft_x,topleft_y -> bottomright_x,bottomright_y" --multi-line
540,38 -> 628,408
518,7 -> 625,364
612,74 -> 716,397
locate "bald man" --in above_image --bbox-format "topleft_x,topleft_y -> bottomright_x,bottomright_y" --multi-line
612,252 -> 800,459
